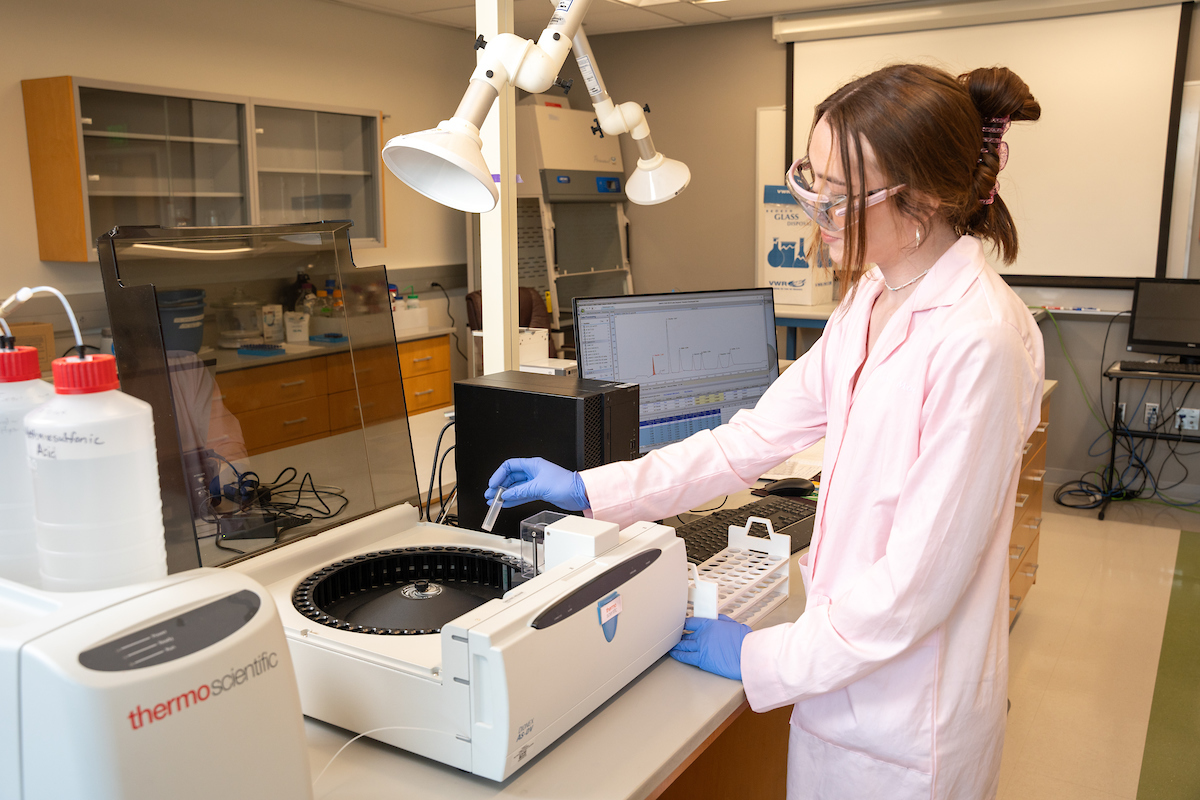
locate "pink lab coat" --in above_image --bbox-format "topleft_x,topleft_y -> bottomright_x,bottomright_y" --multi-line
581,236 -> 1044,800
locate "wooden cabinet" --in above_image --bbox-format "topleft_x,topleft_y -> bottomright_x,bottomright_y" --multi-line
397,334 -> 452,414
1009,391 -> 1051,625
220,337 -> 449,456
20,76 -> 384,262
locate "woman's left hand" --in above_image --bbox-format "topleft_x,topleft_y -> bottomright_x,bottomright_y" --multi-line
669,614 -> 752,680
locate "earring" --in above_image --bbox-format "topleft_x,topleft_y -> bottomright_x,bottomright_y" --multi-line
914,227 -> 921,248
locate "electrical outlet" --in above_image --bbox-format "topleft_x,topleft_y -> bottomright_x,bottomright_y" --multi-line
1177,408 -> 1200,431
1145,403 -> 1160,425
1116,402 -> 1127,423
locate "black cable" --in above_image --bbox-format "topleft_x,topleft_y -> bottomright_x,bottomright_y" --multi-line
436,445 -> 456,515
431,282 -> 469,361
1098,311 -> 1131,427
61,343 -> 100,358
436,486 -> 459,525
424,419 -> 455,521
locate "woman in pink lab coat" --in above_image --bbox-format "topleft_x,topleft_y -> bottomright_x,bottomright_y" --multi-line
488,63 -> 1044,799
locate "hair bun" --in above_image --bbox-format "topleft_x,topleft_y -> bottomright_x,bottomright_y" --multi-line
958,67 -> 1041,124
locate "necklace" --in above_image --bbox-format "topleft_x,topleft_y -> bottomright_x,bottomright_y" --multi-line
883,267 -> 931,292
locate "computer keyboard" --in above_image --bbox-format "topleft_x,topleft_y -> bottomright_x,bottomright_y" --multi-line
1117,360 -> 1200,375
675,495 -> 817,565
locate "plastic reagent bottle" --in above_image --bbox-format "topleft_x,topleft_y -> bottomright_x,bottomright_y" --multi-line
0,344 -> 54,586
25,354 -> 167,592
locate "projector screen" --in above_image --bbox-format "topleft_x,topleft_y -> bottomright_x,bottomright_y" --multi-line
788,4 -> 1185,283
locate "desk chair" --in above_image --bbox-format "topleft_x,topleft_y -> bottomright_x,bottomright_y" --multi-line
465,287 -> 557,374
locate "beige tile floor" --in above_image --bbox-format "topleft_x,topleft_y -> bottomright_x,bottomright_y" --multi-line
997,503 -> 1184,800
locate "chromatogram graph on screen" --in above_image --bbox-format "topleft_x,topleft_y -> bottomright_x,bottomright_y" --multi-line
612,305 -> 770,385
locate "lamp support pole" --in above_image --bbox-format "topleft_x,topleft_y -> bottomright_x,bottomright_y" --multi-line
478,0 -> 519,375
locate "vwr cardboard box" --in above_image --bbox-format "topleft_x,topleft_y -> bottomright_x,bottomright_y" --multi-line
758,185 -> 833,306
9,321 -> 56,373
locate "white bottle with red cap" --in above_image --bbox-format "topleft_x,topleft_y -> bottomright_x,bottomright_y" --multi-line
24,354 -> 167,592
0,345 -> 54,586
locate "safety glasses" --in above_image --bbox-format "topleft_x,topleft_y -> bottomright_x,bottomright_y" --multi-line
785,156 -> 904,232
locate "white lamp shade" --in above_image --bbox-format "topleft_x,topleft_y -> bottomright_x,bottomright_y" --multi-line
626,156 -> 691,205
382,124 -> 498,213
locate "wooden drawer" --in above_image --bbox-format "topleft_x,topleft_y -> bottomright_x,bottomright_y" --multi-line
1010,515 -> 1041,577
327,345 -> 399,394
1013,460 -> 1046,529
218,358 -> 327,414
329,383 -> 408,432
397,335 -> 450,379
404,370 -> 452,413
237,396 -> 329,453
1009,534 -> 1040,624
1021,420 -> 1050,471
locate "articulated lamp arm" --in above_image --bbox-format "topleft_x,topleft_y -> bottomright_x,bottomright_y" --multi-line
570,28 -> 690,205
383,0 -> 595,212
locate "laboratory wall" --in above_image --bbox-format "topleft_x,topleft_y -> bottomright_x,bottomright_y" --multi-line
578,18 -> 789,294
0,0 -> 475,296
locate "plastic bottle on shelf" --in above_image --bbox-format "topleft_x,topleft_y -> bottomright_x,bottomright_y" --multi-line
405,286 -> 420,310
296,282 -> 317,315
25,354 -> 167,592
0,345 -> 54,587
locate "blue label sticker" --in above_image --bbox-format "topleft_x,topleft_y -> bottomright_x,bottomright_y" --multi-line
597,591 -> 621,642
596,177 -> 621,193
556,175 -> 571,184
763,184 -> 798,205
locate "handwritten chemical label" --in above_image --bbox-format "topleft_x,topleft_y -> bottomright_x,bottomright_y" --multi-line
26,413 -> 153,460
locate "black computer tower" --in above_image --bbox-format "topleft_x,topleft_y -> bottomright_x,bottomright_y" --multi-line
454,371 -> 639,538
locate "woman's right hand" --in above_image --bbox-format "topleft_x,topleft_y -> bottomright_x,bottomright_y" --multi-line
485,457 -> 590,511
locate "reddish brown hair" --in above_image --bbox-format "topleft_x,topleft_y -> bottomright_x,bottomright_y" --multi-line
806,63 -> 1041,295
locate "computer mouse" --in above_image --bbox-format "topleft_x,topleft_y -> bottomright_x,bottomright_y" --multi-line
763,477 -> 816,497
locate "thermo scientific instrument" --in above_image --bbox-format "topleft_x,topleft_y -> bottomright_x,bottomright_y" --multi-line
0,569 -> 313,800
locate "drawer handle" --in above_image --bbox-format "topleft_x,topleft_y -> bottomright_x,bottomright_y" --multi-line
1023,442 -> 1033,455
1021,517 -> 1042,531
1022,563 -> 1039,578
353,402 -> 376,411
1028,469 -> 1046,482
356,367 -> 373,374
1014,493 -> 1030,508
1009,544 -> 1025,560
414,389 -> 434,397
1035,422 -> 1049,433
283,417 -> 308,426
280,380 -> 306,388
88,174 -> 100,182
1009,595 -> 1022,612
412,356 -> 433,363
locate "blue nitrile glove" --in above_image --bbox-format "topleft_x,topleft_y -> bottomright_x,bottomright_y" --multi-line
485,457 -> 590,511
669,614 -> 752,681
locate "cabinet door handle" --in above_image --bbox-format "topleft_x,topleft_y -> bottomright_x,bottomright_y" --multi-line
1028,469 -> 1046,482
255,127 -> 265,134
1035,422 -> 1049,433
283,417 -> 308,426
1023,442 -> 1033,455
1022,563 -> 1039,578
1014,493 -> 1030,508
412,356 -> 433,363
1009,595 -> 1022,612
1009,544 -> 1025,560
280,380 -> 306,388
356,367 -> 373,375
87,174 -> 100,182
82,117 -> 93,125
353,402 -> 375,411
414,389 -> 434,397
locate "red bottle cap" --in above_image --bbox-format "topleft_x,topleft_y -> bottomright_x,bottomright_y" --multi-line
0,346 -> 42,383
52,354 -> 120,395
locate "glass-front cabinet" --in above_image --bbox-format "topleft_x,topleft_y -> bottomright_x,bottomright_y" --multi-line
21,77 -> 384,262
255,107 -> 380,241
80,87 -> 249,232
